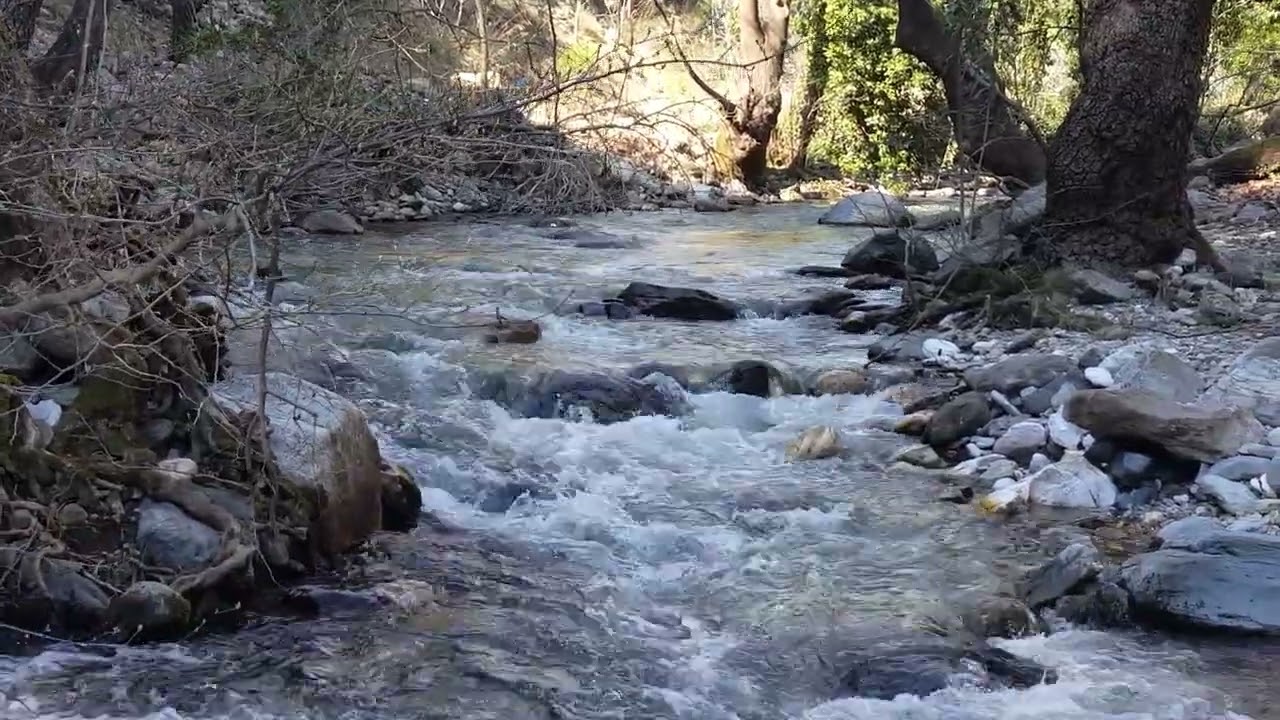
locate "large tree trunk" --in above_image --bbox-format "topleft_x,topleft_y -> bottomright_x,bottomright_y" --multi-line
715,0 -> 789,186
894,0 -> 1045,190
31,0 -> 111,90
1044,0 -> 1218,268
169,0 -> 204,61
0,0 -> 44,53
787,0 -> 827,172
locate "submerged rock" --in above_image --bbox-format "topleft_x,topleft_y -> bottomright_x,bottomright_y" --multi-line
786,426 -> 842,461
473,369 -> 687,424
835,641 -> 1057,700
841,230 -> 939,278
811,368 -> 872,396
614,282 -> 740,321
1065,389 -> 1263,463
483,319 -> 542,344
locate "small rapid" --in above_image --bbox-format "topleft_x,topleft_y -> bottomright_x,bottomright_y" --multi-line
0,205 -> 1267,719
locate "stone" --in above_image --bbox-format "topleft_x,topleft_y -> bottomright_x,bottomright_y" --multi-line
473,369 -> 687,424
1269,427 -> 1280,447
1120,529 -> 1280,633
1066,389 -> 1263,463
1107,451 -> 1158,490
1047,409 -> 1086,450
57,503 -> 88,526
1197,474 -> 1260,516
921,338 -> 961,361
1156,516 -> 1221,549
1020,373 -> 1090,416
0,334 -> 40,378
893,411 -> 933,436
210,373 -> 384,555
1205,339 -> 1280,425
483,319 -> 542,344
1077,347 -> 1105,369
786,426 -> 842,461
1005,331 -> 1042,355
708,360 -> 795,398
812,369 -> 872,396
1070,269 -> 1134,305
1205,455 -> 1272,482
978,479 -> 1031,513
300,210 -> 364,235
964,353 -> 1076,395
614,282 -> 740,321
1239,443 -> 1279,459
136,499 -> 222,571
992,421 -> 1047,465
924,392 -> 991,448
1020,543 -> 1102,608
793,265 -> 853,278
896,444 -> 946,469
108,581 -> 191,639
818,191 -> 910,227
958,597 -> 1046,638
844,274 -> 898,290
840,230 -> 939,278
835,641 -> 1056,701
1098,345 -> 1204,403
1029,453 -> 1051,472
380,462 -> 422,532
1027,451 -> 1118,508
868,332 -> 938,362
1053,581 -> 1131,628
1083,366 -> 1114,388
1199,291 -> 1245,326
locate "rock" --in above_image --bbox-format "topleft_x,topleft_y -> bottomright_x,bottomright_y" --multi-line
964,354 -> 1076,395
1107,451 -> 1157,489
951,454 -> 1019,482
1269,427 -> 1280,447
1077,347 -> 1105,369
136,498 -> 222,571
896,444 -> 946,469
1155,516 -> 1221,549
818,191 -> 910,227
1120,529 -> 1280,633
1029,453 -> 1051,472
786,426 -> 842,461
380,462 -> 422,532
1066,389 -> 1263,463
709,360 -> 794,397
1020,373 -> 1090,416
844,274 -> 898,290
793,265 -> 853,278
811,369 -> 871,396
1047,409 -> 1086,450
1020,543 -> 1102,609
1071,269 -> 1135,305
868,332 -> 938,362
614,282 -> 740,321
473,369 -> 687,424
840,230 -> 939,278
57,503 -> 88,526
210,373 -> 384,555
300,210 -> 364,235
576,300 -> 633,320
1053,581 -> 1131,628
894,411 -> 933,436
1205,455 -> 1272,482
0,334 -> 40,378
1205,339 -> 1280,425
921,338 -> 961,361
835,641 -> 1056,700
1027,451 -> 1118,508
958,597 -> 1045,638
924,392 -> 991,448
992,421 -> 1047,465
978,479 -> 1031,513
483,319 -> 541,344
1098,346 -> 1204,402
108,581 -> 191,639
1239,443 -> 1278,459
1196,474 -> 1260,516
1199,291 -> 1245,326
1083,366 -> 1114,388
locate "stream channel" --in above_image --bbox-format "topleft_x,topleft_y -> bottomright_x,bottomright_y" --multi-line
2,204 -> 1276,719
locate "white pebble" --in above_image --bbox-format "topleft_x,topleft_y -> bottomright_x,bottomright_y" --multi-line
1084,366 -> 1115,388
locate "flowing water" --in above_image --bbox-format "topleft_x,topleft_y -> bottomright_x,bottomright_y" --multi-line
2,205 -> 1276,719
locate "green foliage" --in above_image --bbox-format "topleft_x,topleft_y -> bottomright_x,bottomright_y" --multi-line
801,0 -> 950,181
1203,0 -> 1280,139
556,40 -> 600,78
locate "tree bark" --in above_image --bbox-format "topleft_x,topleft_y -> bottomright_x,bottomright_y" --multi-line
715,0 -> 790,185
1044,0 -> 1218,269
169,0 -> 204,62
0,0 -> 44,53
31,0 -> 111,90
787,0 -> 827,172
894,0 -> 1045,190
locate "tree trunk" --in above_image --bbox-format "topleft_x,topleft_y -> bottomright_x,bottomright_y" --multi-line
0,0 -> 44,53
31,0 -> 110,90
894,0 -> 1045,190
1044,0 -> 1218,269
787,0 -> 827,172
169,0 -> 204,61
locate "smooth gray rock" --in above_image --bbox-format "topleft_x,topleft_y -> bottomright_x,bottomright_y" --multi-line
1099,346 -> 1204,403
1108,451 -> 1156,489
136,499 -> 221,572
868,332 -> 939,362
1239,443 -> 1280,459
1047,409 -> 1086,450
993,421 -> 1048,465
1021,543 -> 1102,608
819,191 -> 910,227
1120,530 -> 1280,632
1020,372 -> 1090,416
1156,516 -> 1222,549
924,392 -> 991,448
1071,269 -> 1134,305
964,354 -> 1076,395
1066,389 -> 1264,463
1205,339 -> 1280,425
1269,427 -> 1280,447
300,209 -> 364,234
1027,452 -> 1118,508
841,230 -> 939,278
1197,474 -> 1260,516
836,640 -> 1056,700
472,369 -> 689,424
1205,455 -> 1272,482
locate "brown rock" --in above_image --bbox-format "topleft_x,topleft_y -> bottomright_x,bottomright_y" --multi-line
1065,388 -> 1263,463
484,319 -> 542,344
812,369 -> 872,396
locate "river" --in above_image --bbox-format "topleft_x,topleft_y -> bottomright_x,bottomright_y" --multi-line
0,204 -> 1272,719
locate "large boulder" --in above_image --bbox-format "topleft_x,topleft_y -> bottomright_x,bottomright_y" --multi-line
211,373 -> 384,556
1098,345 -> 1204,403
1065,389 -> 1263,463
614,282 -> 740,321
1204,339 -> 1280,425
1026,451 -> 1118,508
300,210 -> 364,235
835,640 -> 1056,700
472,369 -> 688,424
841,230 -> 939,278
818,191 -> 911,227
963,353 -> 1076,396
924,392 -> 991,448
1120,529 -> 1280,633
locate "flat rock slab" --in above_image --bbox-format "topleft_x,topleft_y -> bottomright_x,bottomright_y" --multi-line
1065,388 -> 1263,463
1205,338 -> 1280,425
